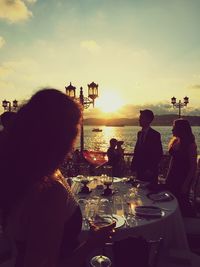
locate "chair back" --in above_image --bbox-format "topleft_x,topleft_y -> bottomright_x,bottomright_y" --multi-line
112,236 -> 163,267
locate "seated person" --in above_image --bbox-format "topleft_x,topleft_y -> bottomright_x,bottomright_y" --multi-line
0,88 -> 115,267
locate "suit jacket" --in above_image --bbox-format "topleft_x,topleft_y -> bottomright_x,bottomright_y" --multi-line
131,127 -> 163,183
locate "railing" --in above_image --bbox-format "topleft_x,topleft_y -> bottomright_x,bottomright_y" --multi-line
60,151 -> 171,179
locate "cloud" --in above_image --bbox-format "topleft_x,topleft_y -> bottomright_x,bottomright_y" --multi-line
189,84 -> 200,90
84,102 -> 200,118
80,40 -> 101,53
0,36 -> 6,48
0,0 -> 33,23
24,0 -> 37,3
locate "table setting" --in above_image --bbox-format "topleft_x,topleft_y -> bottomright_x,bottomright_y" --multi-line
67,174 -> 196,266
69,175 -> 176,230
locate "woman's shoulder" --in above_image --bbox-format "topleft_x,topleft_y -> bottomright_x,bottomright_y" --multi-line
32,174 -> 68,204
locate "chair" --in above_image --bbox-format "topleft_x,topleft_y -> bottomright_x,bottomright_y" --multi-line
183,217 -> 200,255
111,236 -> 163,267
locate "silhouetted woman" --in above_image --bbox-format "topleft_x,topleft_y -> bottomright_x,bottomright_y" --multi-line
0,89 -> 114,267
165,119 -> 197,216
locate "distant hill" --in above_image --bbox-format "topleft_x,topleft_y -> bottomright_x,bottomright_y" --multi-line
84,115 -> 200,126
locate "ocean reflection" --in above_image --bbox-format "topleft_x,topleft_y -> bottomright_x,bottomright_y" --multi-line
75,125 -> 200,154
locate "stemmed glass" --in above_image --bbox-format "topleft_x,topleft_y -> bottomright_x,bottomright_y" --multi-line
77,198 -> 89,230
79,175 -> 91,194
101,175 -> 113,196
89,198 -> 115,267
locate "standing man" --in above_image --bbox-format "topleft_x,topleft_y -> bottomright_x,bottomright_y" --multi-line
131,109 -> 163,186
107,138 -> 118,177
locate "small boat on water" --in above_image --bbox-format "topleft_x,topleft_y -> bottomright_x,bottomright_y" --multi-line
92,128 -> 102,132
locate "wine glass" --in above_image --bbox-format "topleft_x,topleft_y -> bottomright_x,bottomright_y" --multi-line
77,198 -> 89,230
89,198 -> 115,267
80,175 -> 91,194
90,255 -> 112,267
101,175 -> 113,196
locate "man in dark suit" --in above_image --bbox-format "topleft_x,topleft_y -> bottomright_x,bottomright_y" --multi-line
131,109 -> 163,186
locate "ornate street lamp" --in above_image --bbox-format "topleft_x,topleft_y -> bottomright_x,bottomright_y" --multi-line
2,99 -> 18,112
171,96 -> 189,118
65,82 -> 98,152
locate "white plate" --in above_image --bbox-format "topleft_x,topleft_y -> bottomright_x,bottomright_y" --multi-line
112,214 -> 125,228
135,206 -> 163,218
113,177 -> 123,183
147,192 -> 174,202
72,176 -> 94,183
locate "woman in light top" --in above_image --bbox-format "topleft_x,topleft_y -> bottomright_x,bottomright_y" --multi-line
165,118 -> 197,216
0,88 -> 115,267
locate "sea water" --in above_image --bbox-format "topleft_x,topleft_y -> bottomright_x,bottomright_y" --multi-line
75,125 -> 200,154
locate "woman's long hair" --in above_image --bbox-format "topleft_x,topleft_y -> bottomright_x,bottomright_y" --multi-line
173,119 -> 195,144
168,119 -> 195,151
0,88 -> 81,215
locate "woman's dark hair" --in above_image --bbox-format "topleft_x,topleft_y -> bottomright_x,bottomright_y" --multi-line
0,88 -> 81,214
173,119 -> 195,145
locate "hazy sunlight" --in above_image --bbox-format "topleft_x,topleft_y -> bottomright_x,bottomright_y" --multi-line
96,91 -> 122,113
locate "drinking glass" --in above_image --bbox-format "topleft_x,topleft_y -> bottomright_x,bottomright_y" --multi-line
80,175 -> 91,194
101,175 -> 113,196
85,197 -> 100,222
90,255 -> 112,267
113,195 -> 124,217
89,198 -> 115,267
77,198 -> 89,230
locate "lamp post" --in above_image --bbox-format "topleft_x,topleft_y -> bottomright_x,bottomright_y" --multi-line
2,99 -> 18,112
171,96 -> 189,118
65,82 -> 98,153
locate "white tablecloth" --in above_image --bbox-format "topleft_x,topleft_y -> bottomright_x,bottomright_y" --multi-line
71,176 -> 200,266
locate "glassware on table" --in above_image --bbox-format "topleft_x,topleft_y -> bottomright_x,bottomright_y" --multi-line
101,175 -> 113,196
89,198 -> 115,267
90,255 -> 112,267
90,198 -> 114,227
123,188 -> 142,225
85,196 -> 100,222
113,195 -> 124,217
77,198 -> 89,230
79,175 -> 91,194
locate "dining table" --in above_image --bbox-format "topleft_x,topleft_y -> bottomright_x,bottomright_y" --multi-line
69,175 -> 200,267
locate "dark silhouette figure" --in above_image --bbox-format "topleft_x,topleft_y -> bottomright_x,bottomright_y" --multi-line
116,140 -> 125,177
0,111 -> 17,130
0,111 -> 17,143
131,110 -> 163,186
165,119 -> 197,216
107,138 -> 118,176
0,88 -> 115,267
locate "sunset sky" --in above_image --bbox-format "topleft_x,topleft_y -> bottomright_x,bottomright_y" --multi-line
1,0 -> 200,118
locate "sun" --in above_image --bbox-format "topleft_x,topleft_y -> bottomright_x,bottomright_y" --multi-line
95,91 -> 122,113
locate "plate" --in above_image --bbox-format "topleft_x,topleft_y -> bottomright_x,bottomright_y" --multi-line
93,215 -> 125,229
112,214 -> 125,228
72,176 -> 94,183
147,192 -> 174,202
135,206 -> 164,218
113,177 -> 123,183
